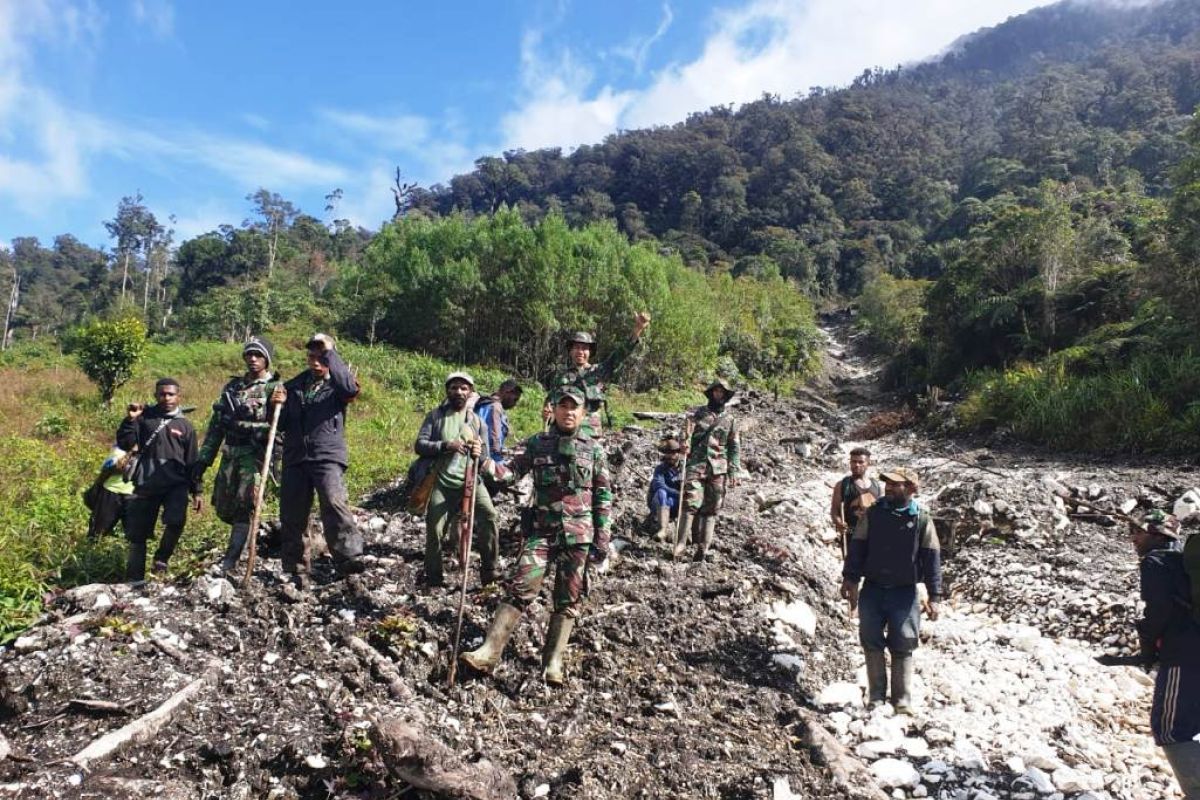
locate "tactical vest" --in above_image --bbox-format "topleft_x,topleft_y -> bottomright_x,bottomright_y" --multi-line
528,430 -> 597,493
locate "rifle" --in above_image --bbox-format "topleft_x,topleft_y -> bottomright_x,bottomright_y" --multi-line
446,455 -> 480,688
242,401 -> 283,589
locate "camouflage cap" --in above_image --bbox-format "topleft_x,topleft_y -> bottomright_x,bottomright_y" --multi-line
566,331 -> 596,348
242,335 -> 275,367
880,467 -> 920,488
551,386 -> 586,406
445,371 -> 475,388
704,377 -> 736,398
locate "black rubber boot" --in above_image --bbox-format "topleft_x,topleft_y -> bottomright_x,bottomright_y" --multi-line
865,649 -> 888,706
220,523 -> 251,575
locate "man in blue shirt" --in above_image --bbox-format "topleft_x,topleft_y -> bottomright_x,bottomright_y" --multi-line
648,438 -> 683,541
474,379 -> 523,469
841,467 -> 942,712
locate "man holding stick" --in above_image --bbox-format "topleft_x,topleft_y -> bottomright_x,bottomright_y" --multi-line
270,333 -> 364,584
413,372 -> 499,587
194,336 -> 282,577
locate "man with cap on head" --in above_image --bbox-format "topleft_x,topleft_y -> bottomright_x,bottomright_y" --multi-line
117,377 -> 202,581
840,466 -> 942,713
269,333 -> 364,583
542,311 -> 651,437
413,371 -> 501,587
673,378 -> 741,561
1130,510 -> 1200,798
648,437 -> 683,541
460,385 -> 612,686
194,336 -> 283,577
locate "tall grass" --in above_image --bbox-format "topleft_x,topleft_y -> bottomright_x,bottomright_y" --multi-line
958,350 -> 1200,453
0,334 -> 694,639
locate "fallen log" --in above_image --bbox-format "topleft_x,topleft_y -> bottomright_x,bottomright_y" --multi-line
371,717 -> 517,800
799,709 -> 890,800
346,634 -> 412,700
69,659 -> 221,770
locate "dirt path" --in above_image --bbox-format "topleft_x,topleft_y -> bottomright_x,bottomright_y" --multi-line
0,318 -> 1190,799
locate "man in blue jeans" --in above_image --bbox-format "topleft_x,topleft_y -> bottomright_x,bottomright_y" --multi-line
840,467 -> 941,712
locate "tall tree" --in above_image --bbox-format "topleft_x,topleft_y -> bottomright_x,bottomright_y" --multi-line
104,193 -> 155,303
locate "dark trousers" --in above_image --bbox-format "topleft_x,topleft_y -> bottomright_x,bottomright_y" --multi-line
858,582 -> 920,655
279,461 -> 363,572
88,490 -> 128,540
124,485 -> 190,581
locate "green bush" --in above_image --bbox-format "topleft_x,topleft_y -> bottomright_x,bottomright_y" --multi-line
857,275 -> 932,351
72,315 -> 147,406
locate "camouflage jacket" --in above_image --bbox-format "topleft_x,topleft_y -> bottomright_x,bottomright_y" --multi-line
490,427 -> 613,550
542,337 -> 640,413
198,374 -> 281,468
685,405 -> 740,478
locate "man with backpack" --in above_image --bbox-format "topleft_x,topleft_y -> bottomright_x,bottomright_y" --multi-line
1131,510 -> 1200,798
831,447 -> 881,552
474,379 -> 523,470
840,467 -> 941,713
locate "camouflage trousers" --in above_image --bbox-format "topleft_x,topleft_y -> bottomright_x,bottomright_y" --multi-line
507,534 -> 590,618
683,472 -> 727,515
212,445 -> 266,525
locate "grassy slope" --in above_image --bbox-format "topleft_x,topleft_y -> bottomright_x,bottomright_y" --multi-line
0,335 -> 694,639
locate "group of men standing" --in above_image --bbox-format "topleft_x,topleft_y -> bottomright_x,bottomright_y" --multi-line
115,333 -> 363,586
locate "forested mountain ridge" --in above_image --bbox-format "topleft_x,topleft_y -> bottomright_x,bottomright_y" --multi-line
414,0 -> 1200,297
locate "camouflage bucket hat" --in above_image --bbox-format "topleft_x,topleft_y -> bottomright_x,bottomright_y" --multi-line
552,386 -> 586,406
704,377 -> 735,399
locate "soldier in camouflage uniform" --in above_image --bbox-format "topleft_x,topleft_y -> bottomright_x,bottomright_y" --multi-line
460,386 -> 612,686
195,336 -> 282,576
673,378 -> 741,562
541,311 -> 651,437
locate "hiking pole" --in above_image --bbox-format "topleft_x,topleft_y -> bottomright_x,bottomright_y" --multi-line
243,401 -> 283,589
447,454 -> 481,688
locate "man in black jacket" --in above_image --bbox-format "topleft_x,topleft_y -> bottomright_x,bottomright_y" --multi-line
1132,511 -> 1200,798
270,334 -> 363,582
117,377 -> 201,582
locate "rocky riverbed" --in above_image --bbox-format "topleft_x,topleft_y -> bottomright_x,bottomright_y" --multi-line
0,319 -> 1194,799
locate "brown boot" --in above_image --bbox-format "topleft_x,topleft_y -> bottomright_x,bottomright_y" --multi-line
672,509 -> 693,560
460,603 -> 522,674
652,506 -> 671,541
542,613 -> 576,686
693,515 -> 717,561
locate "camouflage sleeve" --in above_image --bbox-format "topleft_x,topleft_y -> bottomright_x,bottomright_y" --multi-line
591,441 -> 613,554
196,405 -> 226,468
593,336 -> 639,382
727,418 -> 741,475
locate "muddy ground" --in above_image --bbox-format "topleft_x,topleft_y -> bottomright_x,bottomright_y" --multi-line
0,318 -> 1193,799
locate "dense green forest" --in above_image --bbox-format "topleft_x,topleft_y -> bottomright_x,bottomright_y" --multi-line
4,0 -> 1200,449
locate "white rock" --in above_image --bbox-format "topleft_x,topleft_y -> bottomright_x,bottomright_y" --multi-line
1174,489 -> 1200,522
0,734 -> 9,762
827,712 -> 852,735
92,593 -> 113,611
817,682 -> 862,707
766,600 -> 816,636
368,516 -> 387,532
419,642 -> 438,660
13,635 -> 42,653
953,739 -> 987,771
772,653 -> 803,673
1020,766 -> 1055,794
304,754 -> 327,769
532,784 -> 550,798
869,758 -> 920,788
1051,766 -> 1101,792
610,742 -> 627,755
263,652 -> 280,665
771,776 -> 800,800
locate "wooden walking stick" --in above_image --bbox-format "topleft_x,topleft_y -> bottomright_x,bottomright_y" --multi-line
242,400 -> 283,589
673,417 -> 695,559
446,454 -> 481,688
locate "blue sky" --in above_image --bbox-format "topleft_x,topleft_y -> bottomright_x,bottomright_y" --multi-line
1,0 -> 1059,249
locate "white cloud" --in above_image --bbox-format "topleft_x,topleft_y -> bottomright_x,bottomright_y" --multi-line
319,108 -> 431,147
501,0 -> 1058,152
130,0 -> 174,39
612,2 -> 674,74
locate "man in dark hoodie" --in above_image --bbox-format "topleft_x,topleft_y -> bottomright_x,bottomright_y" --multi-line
1131,511 -> 1200,798
840,467 -> 941,713
270,333 -> 363,583
117,377 -> 202,582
